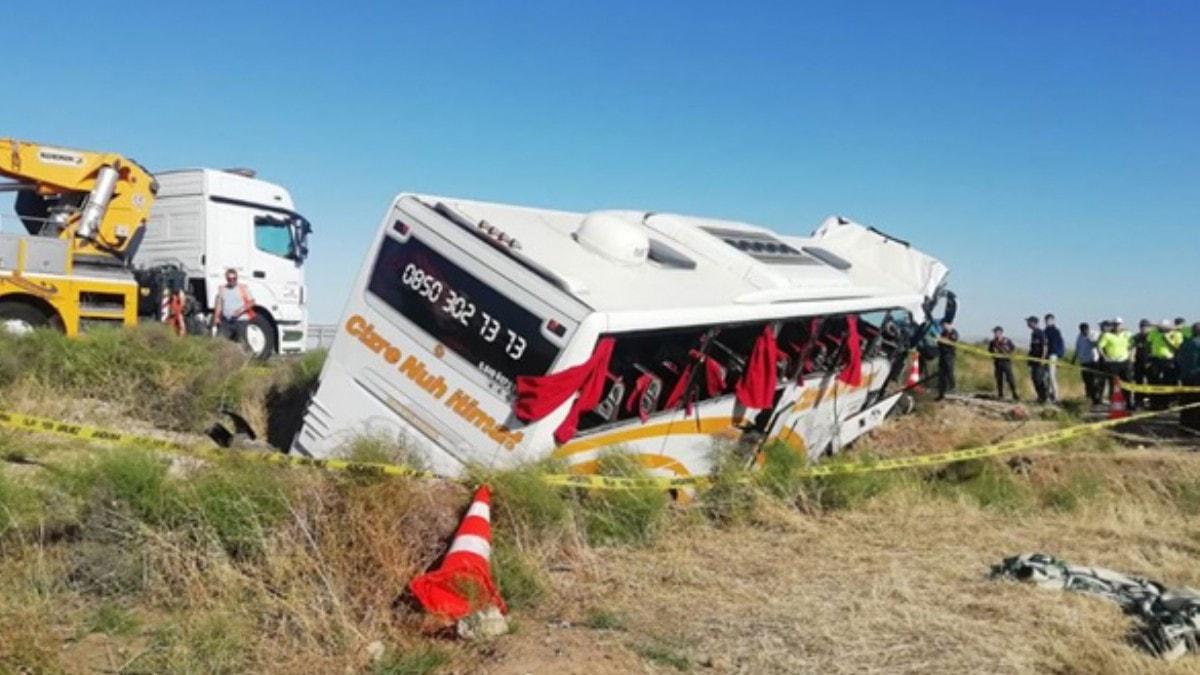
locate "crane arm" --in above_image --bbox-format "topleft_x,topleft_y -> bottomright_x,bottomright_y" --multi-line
0,138 -> 157,263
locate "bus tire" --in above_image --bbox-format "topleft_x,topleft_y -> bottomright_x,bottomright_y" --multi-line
243,314 -> 276,360
0,299 -> 59,335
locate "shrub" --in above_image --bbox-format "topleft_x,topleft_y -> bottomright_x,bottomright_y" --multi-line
0,325 -> 249,431
699,441 -> 758,526
576,453 -> 669,547
59,448 -> 181,526
0,472 -> 44,538
339,433 -> 428,472
492,540 -> 543,610
186,462 -> 292,559
487,461 -> 572,544
755,440 -> 808,501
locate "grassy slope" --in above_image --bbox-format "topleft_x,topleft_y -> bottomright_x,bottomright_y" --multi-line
1,329 -> 1198,674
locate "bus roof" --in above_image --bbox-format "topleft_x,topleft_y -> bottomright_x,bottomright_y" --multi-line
409,194 -> 949,320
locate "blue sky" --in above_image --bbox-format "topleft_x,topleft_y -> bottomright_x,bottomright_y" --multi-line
2,1 -> 1197,339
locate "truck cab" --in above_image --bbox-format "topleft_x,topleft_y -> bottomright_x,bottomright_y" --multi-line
138,169 -> 312,356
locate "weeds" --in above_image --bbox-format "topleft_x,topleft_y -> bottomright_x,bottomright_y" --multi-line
340,433 -> 428,472
84,601 -> 140,636
632,639 -> 691,671
930,459 -> 1033,512
576,453 -> 668,546
584,607 -> 627,631
369,646 -> 449,675
492,540 -> 543,609
0,472 -> 44,538
0,326 -> 249,431
1037,470 -> 1102,512
132,612 -> 251,675
487,461 -> 572,544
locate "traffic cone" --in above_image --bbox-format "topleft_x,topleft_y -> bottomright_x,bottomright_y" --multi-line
1108,378 -> 1129,420
904,351 -> 922,392
409,486 -> 507,622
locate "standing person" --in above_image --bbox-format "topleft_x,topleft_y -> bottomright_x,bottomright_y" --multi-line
1131,319 -> 1153,411
988,326 -> 1019,400
212,268 -> 256,345
1072,322 -> 1101,405
1098,317 -> 1133,409
936,319 -> 959,400
1176,323 -> 1200,433
1097,320 -> 1113,400
1044,314 -> 1065,402
1146,319 -> 1181,409
1027,316 -> 1050,404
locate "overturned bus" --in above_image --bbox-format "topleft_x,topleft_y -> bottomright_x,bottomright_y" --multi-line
292,195 -> 951,479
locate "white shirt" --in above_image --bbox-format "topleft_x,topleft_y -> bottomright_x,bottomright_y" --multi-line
1075,332 -> 1099,363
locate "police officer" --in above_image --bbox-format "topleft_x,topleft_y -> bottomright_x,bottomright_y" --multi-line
1098,318 -> 1133,409
988,326 -> 1019,400
1177,323 -> 1200,432
1027,316 -> 1050,404
1132,319 -> 1153,410
937,319 -> 959,400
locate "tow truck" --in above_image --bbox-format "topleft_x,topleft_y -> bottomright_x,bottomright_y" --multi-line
0,138 -> 312,357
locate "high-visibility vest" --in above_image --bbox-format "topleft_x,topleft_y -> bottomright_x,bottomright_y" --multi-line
1098,331 -> 1131,361
236,284 -> 256,321
1148,330 -> 1175,360
1166,329 -> 1184,351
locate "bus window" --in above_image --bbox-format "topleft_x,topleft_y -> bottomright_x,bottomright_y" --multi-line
577,321 -> 779,433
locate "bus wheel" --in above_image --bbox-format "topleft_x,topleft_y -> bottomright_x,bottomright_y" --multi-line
0,301 -> 55,335
243,315 -> 276,360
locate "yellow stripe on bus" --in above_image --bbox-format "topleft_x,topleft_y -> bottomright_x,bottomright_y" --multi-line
553,416 -> 735,459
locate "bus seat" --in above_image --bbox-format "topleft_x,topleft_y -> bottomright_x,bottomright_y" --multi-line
589,372 -> 626,424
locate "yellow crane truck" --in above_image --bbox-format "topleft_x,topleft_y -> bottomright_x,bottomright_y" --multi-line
0,138 -> 156,333
0,138 -> 313,356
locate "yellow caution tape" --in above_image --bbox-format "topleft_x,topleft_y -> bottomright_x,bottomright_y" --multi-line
939,339 -> 1200,394
3,403 -> 1199,491
0,409 -> 438,480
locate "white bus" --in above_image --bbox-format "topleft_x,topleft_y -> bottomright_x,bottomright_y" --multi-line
292,195 -> 949,479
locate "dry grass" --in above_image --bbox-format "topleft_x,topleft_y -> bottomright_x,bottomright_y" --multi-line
3,330 -> 1200,673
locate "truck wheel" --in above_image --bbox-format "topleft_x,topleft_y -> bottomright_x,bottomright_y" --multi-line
0,302 -> 55,335
243,314 -> 276,360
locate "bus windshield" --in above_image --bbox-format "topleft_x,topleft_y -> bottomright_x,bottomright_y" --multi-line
366,231 -> 561,393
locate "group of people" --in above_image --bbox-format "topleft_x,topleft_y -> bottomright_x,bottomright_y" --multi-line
982,316 -> 1200,406
984,316 -> 1200,429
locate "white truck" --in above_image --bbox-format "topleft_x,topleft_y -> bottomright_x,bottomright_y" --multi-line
138,168 -> 313,356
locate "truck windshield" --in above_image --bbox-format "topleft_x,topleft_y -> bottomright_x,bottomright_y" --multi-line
254,214 -> 310,262
366,231 -> 561,393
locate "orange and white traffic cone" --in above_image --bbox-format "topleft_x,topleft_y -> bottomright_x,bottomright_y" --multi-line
409,486 -> 507,622
1108,378 -> 1129,420
904,351 -> 922,392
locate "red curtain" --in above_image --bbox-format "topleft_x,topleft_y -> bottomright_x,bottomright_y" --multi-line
665,362 -> 695,413
838,314 -> 863,386
704,357 -> 726,397
514,337 -> 615,444
736,325 -> 778,408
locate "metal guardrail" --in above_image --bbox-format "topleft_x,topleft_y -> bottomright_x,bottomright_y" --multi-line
307,323 -> 338,350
